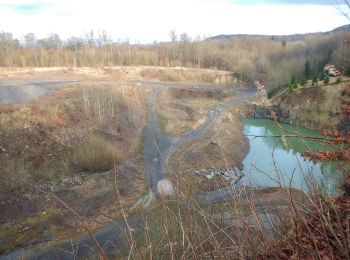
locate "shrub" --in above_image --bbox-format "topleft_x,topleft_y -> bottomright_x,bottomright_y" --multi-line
0,161 -> 27,197
346,67 -> 350,76
288,83 -> 298,93
71,134 -> 120,172
324,76 -> 330,85
312,75 -> 318,86
336,77 -> 342,84
267,91 -> 273,99
300,77 -> 307,87
304,59 -> 311,79
319,73 -> 326,81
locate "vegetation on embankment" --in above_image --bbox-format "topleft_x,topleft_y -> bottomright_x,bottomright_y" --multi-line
114,184 -> 350,259
0,66 -> 237,85
0,82 -> 148,253
243,79 -> 350,132
157,88 -> 229,136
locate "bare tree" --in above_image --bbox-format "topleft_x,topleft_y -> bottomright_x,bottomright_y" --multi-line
180,32 -> 191,43
0,32 -> 20,67
24,33 -> 36,49
169,30 -> 178,42
85,30 -> 96,48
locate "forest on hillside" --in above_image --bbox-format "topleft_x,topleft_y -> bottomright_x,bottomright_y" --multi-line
1,30 -> 350,92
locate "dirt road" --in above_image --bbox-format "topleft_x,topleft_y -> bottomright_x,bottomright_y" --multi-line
0,80 -> 78,104
141,82 -> 256,197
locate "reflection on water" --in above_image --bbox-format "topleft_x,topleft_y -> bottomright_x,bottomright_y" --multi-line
241,119 -> 340,194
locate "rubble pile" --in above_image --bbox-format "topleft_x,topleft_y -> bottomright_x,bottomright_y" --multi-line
194,168 -> 244,185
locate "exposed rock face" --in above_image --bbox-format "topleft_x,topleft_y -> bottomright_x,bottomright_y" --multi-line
242,82 -> 348,132
246,103 -> 344,131
252,105 -> 293,124
324,64 -> 342,77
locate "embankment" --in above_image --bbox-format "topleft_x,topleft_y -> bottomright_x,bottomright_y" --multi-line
242,82 -> 350,132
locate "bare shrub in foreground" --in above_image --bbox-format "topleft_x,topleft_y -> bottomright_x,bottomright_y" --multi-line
71,134 -> 120,172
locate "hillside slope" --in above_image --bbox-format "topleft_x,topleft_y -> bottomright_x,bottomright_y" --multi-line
245,81 -> 350,132
207,24 -> 350,41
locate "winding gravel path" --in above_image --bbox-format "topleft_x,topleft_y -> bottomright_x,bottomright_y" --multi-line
141,81 -> 256,197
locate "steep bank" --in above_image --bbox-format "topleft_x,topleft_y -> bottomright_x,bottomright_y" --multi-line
242,81 -> 350,132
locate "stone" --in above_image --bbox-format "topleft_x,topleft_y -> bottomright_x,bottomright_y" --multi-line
157,179 -> 175,197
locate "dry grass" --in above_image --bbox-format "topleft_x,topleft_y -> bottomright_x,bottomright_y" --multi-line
1,32 -> 349,91
0,66 -> 233,85
125,188 -> 348,260
71,134 -> 120,172
157,88 -> 227,136
0,82 -> 149,253
112,178 -> 348,259
269,81 -> 349,131
0,82 -> 147,193
140,67 -> 218,83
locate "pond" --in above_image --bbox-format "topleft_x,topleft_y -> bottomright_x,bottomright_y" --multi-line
241,118 -> 341,194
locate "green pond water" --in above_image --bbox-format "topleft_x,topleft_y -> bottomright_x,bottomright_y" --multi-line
241,119 -> 341,194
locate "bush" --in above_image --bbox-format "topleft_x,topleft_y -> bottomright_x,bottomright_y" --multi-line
267,91 -> 273,99
0,161 -> 27,197
336,77 -> 342,84
312,75 -> 318,86
288,83 -> 298,93
71,134 -> 120,172
300,77 -> 307,87
346,67 -> 350,76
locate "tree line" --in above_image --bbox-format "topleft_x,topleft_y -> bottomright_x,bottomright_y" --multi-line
0,30 -> 349,92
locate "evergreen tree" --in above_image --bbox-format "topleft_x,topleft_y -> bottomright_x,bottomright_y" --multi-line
312,75 -> 318,86
290,75 -> 296,85
324,76 -> 330,85
319,73 -> 325,81
300,77 -> 307,87
304,60 -> 311,79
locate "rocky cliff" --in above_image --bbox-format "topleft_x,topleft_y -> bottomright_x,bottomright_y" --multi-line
243,81 -> 349,132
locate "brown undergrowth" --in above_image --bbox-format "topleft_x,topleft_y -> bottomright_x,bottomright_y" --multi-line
0,83 -> 148,254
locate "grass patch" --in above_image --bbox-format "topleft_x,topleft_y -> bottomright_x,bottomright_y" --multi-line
0,160 -> 27,196
158,115 -> 169,134
0,208 -> 60,253
136,131 -> 145,155
71,134 -> 120,172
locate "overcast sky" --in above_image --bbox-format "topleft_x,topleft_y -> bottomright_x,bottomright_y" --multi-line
0,0 -> 349,43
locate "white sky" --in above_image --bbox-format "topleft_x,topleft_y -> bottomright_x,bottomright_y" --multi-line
0,0 -> 349,43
